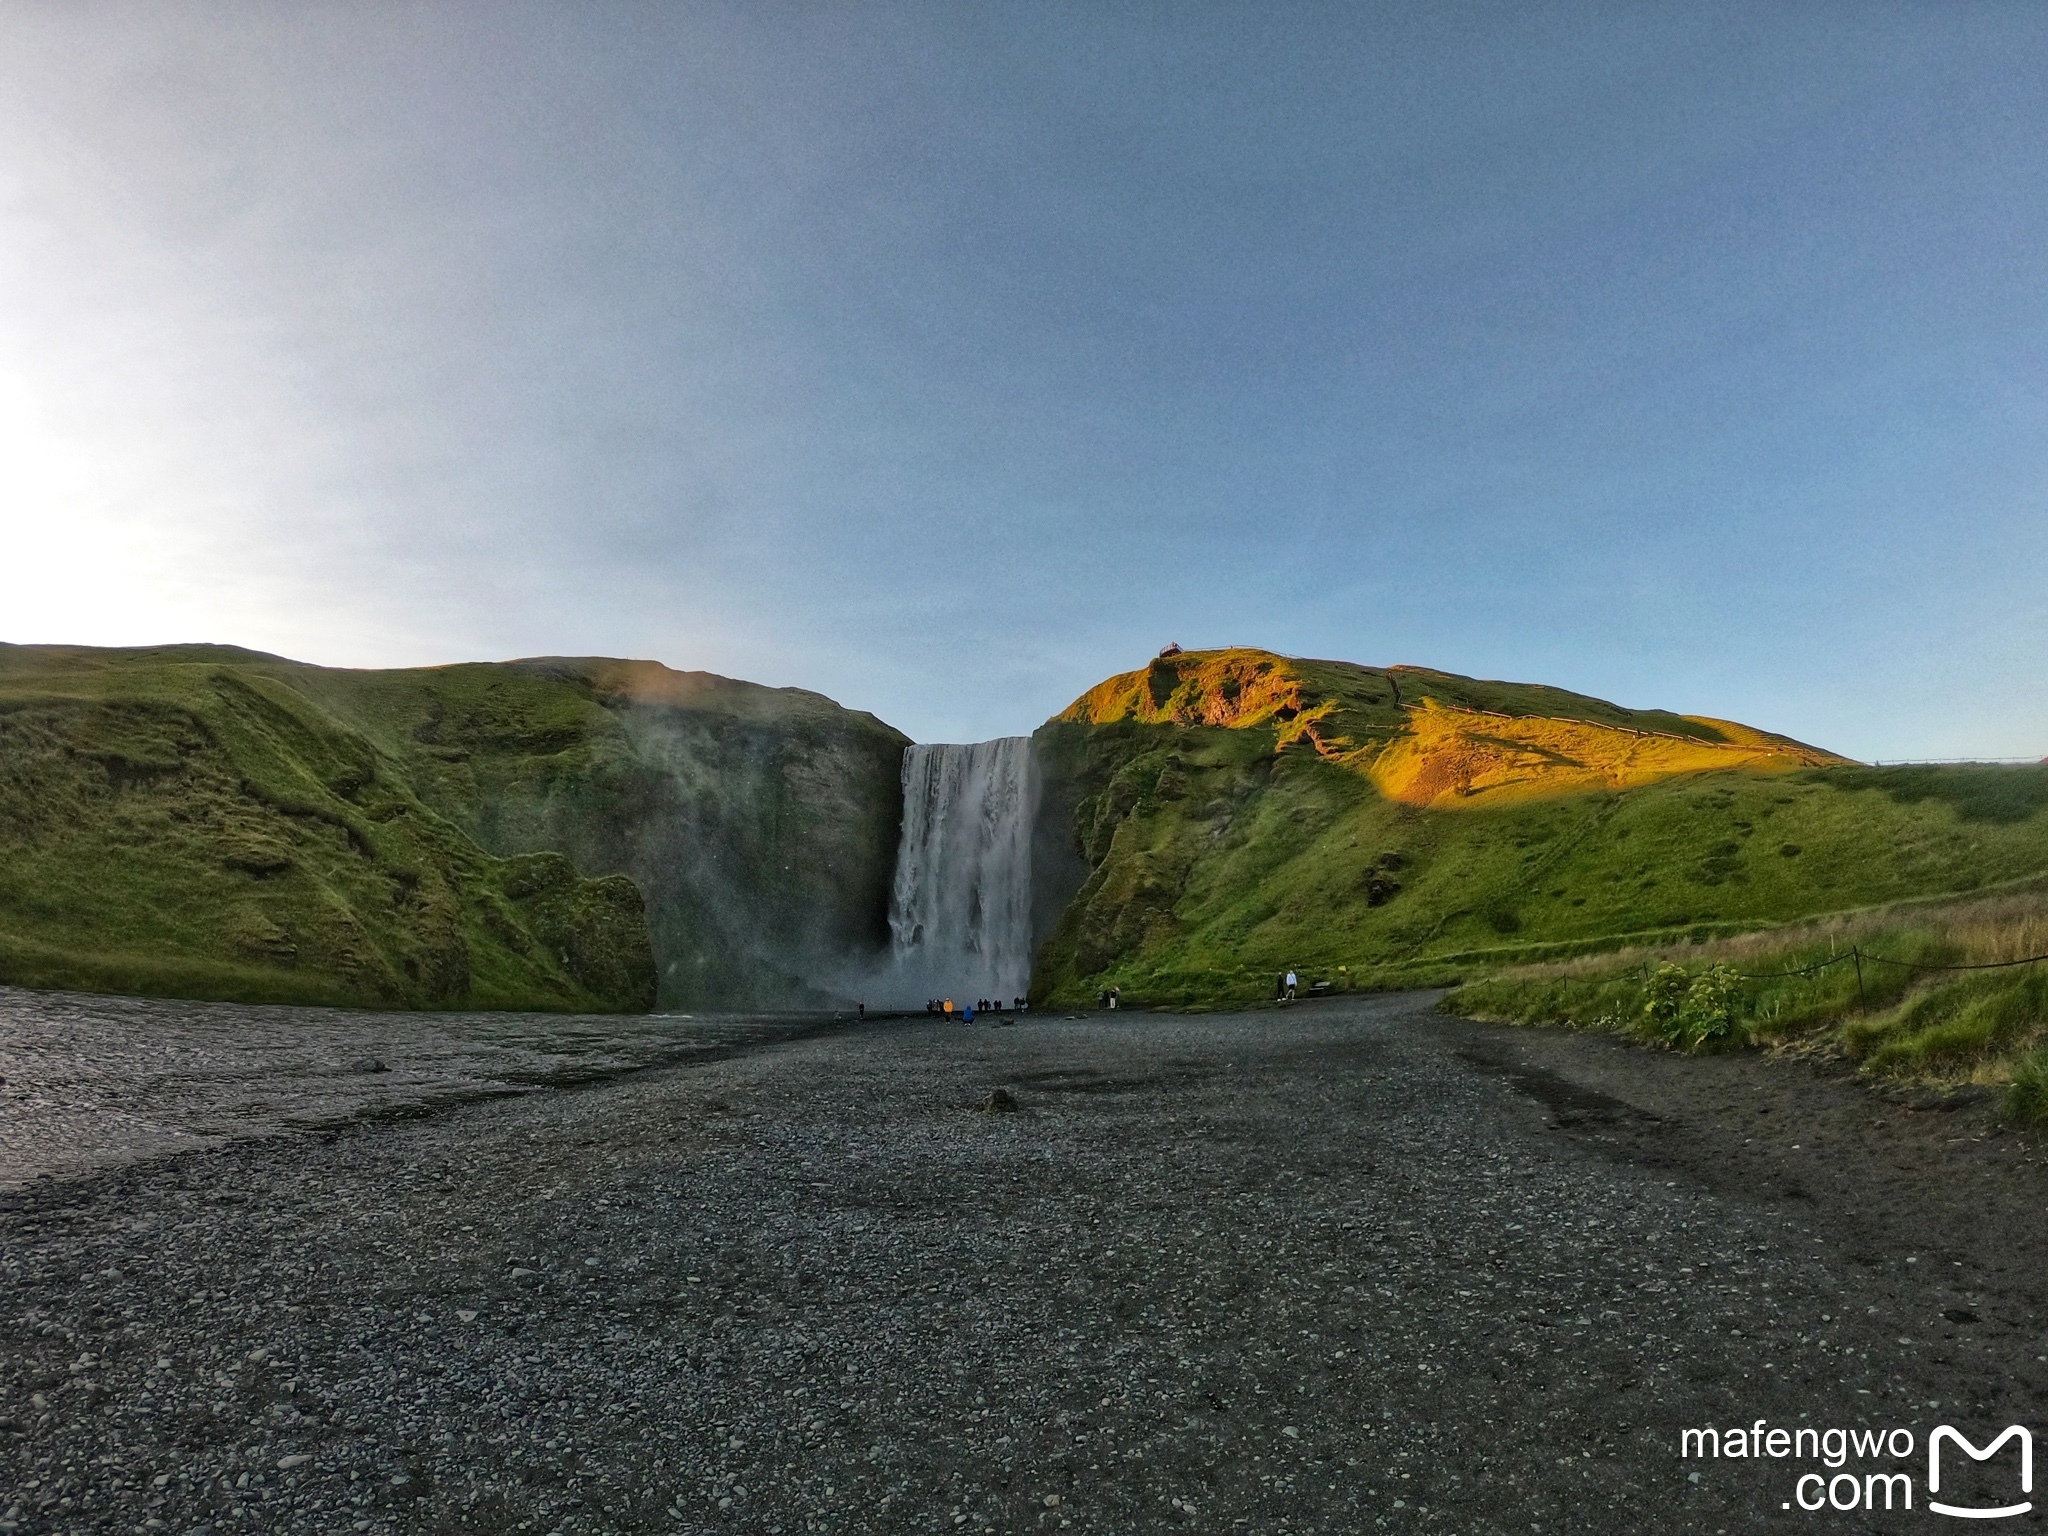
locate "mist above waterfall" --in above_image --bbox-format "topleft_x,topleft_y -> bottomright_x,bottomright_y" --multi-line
883,738 -> 1035,1004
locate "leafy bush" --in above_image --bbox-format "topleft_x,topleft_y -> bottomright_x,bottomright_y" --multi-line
1638,962 -> 1743,1048
1641,963 -> 1691,1045
1677,963 -> 1744,1048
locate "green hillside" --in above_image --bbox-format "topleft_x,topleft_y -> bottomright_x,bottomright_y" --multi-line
0,645 -> 909,1011
1029,648 -> 2048,1005
0,645 -> 654,1010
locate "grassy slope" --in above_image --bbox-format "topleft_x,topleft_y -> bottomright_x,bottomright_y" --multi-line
1447,886 -> 2048,1117
1030,648 -> 2048,1005
0,645 -> 655,1010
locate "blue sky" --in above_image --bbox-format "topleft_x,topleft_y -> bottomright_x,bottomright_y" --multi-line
2,3 -> 2044,755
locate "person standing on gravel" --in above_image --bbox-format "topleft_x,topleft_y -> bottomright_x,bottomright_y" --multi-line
1284,970 -> 1297,1001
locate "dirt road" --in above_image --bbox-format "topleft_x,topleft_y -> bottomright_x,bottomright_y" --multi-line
2,990 -> 2044,1533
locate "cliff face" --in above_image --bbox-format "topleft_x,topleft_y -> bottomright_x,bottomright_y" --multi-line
0,646 -> 908,1012
1029,648 -> 2048,1004
299,657 -> 909,1009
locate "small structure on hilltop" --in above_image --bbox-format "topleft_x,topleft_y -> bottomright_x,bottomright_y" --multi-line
1157,642 -> 1183,657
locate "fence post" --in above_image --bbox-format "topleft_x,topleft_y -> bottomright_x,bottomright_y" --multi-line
1853,946 -> 1864,1003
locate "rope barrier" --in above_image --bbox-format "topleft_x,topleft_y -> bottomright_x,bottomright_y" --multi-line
1854,949 -> 2048,973
1730,955 -> 1851,980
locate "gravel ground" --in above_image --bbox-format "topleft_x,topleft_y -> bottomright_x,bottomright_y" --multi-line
3,990 -> 2046,1534
0,987 -> 822,1189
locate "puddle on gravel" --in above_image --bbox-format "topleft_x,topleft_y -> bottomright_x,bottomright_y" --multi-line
0,985 -> 835,1189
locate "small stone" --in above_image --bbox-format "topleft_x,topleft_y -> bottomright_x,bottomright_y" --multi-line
982,1088 -> 1019,1113
457,1309 -> 478,1323
276,1454 -> 310,1469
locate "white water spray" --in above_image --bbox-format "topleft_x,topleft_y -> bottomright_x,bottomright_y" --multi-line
886,738 -> 1035,1002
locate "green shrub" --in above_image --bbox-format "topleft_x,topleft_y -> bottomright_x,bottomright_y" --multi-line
1678,963 -> 1744,1048
1641,963 -> 1691,1045
1635,962 -> 1745,1049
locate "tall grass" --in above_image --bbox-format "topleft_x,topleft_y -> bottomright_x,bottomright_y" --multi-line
1446,888 -> 2048,1123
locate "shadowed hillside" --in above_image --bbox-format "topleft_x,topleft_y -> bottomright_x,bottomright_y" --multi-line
0,646 -> 909,1011
1030,648 -> 2048,1005
0,645 -> 654,1010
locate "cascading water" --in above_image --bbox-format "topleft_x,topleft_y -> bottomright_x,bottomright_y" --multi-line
886,738 -> 1035,1002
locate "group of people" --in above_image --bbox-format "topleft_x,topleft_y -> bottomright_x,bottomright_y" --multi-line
923,996 -> 1030,1022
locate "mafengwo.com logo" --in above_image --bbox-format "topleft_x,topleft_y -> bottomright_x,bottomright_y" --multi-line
1681,1419 -> 2032,1517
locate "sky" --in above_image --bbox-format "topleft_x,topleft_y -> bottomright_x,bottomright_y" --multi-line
2,3 -> 2045,756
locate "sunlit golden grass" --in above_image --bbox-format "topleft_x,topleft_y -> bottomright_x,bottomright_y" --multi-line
1364,699 -> 1837,809
1060,647 -> 1845,809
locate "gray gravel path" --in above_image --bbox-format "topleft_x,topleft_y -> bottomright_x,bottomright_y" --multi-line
3,991 -> 2046,1534
0,987 -> 821,1190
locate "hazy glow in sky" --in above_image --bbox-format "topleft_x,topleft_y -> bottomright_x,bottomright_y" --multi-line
2,3 -> 2044,753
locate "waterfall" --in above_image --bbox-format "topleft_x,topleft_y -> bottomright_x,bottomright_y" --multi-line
887,738 -> 1035,1001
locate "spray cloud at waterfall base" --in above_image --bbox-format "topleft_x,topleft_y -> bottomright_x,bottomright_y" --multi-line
877,738 -> 1037,1008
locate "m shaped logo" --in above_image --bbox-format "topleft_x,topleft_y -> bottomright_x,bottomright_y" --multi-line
1929,1425 -> 2032,1519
